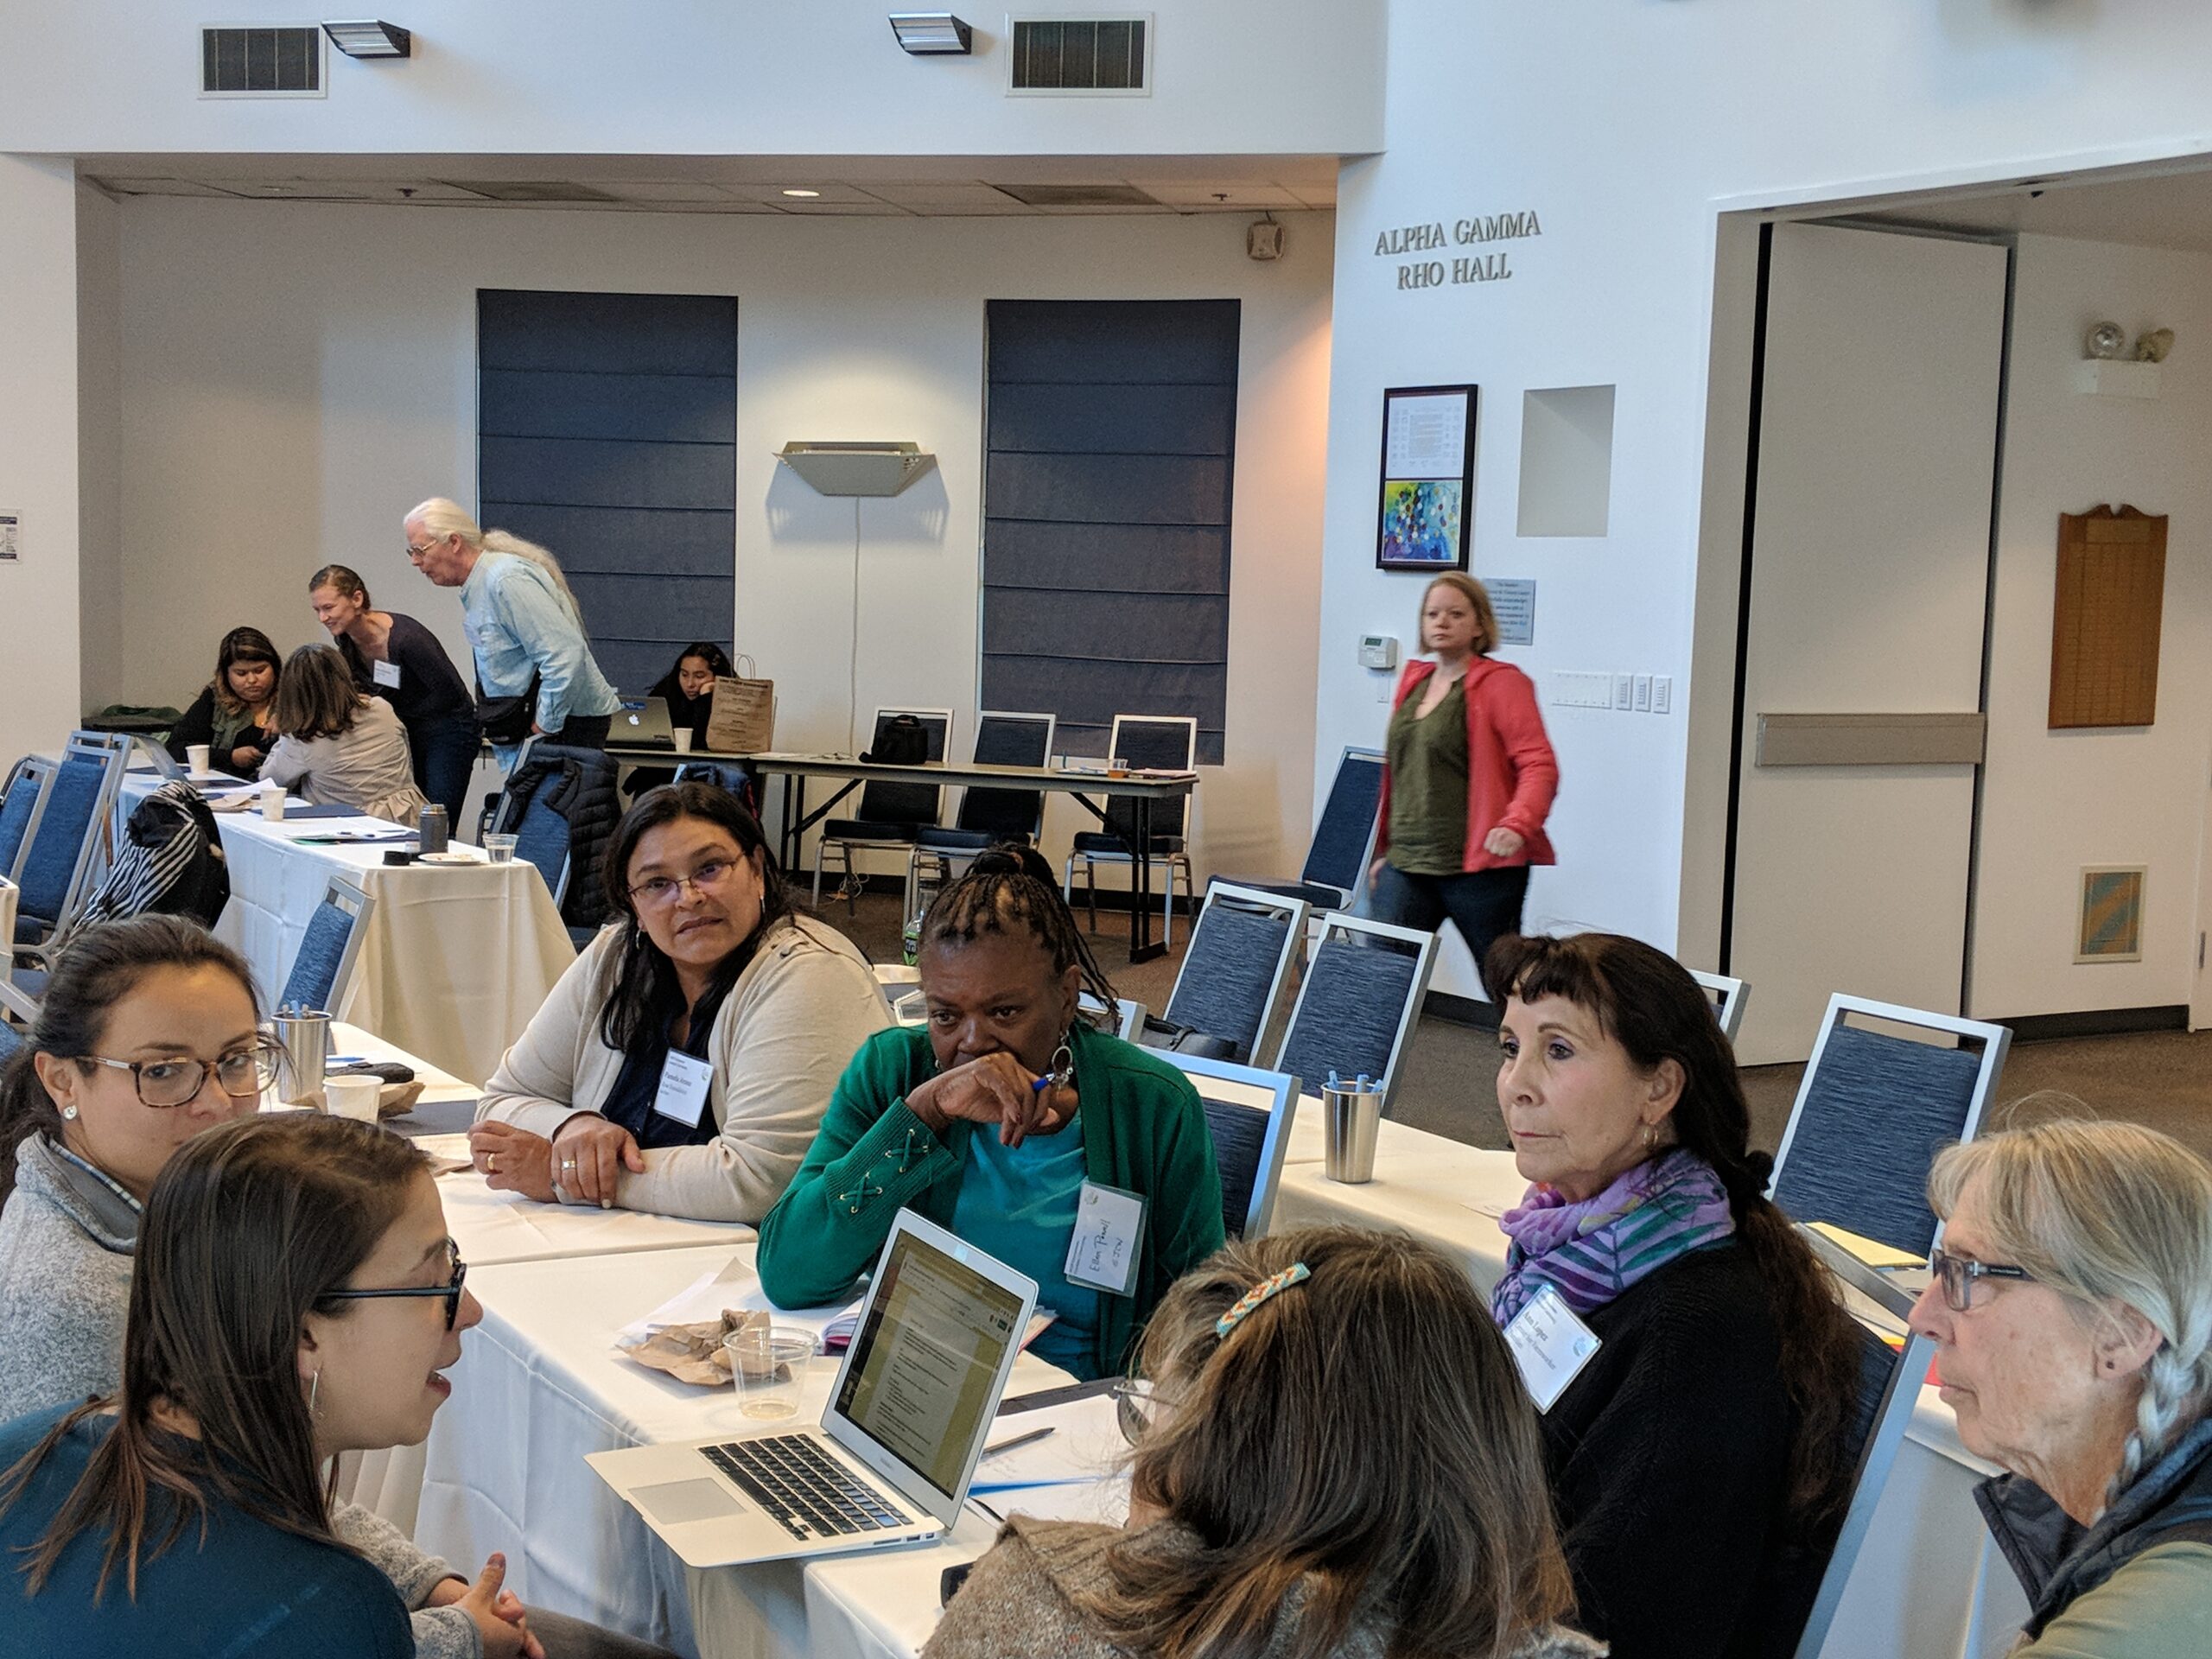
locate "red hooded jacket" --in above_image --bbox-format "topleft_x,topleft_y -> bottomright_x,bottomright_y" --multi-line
1376,656 -> 1558,872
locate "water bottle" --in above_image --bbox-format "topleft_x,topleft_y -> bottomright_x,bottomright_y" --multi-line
416,804 -> 449,855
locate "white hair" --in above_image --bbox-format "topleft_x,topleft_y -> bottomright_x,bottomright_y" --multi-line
1929,1119 -> 2212,1510
405,496 -> 584,623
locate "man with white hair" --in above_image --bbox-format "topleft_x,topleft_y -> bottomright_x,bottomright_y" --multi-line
404,497 -> 622,766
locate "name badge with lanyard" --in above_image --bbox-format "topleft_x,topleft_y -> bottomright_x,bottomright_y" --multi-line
652,1050 -> 714,1128
1064,1181 -> 1147,1297
372,658 -> 403,690
1503,1283 -> 1602,1412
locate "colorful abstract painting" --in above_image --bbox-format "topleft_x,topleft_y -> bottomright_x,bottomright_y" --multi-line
1379,479 -> 1463,567
2076,867 -> 2145,963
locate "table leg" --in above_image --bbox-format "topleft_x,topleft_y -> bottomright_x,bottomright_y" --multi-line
1128,796 -> 1165,963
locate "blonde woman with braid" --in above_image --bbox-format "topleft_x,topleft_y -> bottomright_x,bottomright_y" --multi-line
1910,1120 -> 2212,1656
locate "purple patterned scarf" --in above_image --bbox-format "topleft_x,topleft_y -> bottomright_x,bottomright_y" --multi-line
1490,1149 -> 1736,1325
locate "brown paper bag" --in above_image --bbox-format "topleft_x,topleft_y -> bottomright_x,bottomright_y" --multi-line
704,657 -> 774,753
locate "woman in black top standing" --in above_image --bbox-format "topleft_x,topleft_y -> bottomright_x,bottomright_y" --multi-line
309,564 -> 480,825
165,627 -> 283,779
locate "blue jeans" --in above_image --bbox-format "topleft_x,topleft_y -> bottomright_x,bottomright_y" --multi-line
1370,861 -> 1531,992
410,712 -> 483,826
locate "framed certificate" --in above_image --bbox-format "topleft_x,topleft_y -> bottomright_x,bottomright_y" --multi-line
1376,385 -> 1478,571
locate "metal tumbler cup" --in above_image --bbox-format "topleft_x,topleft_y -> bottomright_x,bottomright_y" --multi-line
1322,1071 -> 1383,1185
272,1008 -> 332,1105
416,804 -> 449,855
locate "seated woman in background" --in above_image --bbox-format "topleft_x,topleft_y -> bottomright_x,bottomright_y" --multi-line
623,643 -> 738,801
1484,931 -> 1865,1659
757,847 -> 1224,1382
0,920 -> 664,1659
926,1226 -> 1603,1659
469,781 -> 887,1223
1913,1120 -> 2212,1659
260,644 -> 429,824
309,563 -> 481,826
164,626 -> 283,779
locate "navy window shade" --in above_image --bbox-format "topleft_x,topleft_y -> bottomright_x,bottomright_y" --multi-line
982,300 -> 1239,766
476,290 -> 738,695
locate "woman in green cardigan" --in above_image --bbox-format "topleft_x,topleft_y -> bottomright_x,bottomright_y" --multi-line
758,849 -> 1224,1382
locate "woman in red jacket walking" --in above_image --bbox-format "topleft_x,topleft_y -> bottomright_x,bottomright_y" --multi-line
1369,574 -> 1558,980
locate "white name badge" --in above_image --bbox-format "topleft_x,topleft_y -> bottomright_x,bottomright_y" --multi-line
1064,1181 -> 1146,1297
652,1050 -> 714,1128
372,658 -> 403,690
1503,1283 -> 1602,1413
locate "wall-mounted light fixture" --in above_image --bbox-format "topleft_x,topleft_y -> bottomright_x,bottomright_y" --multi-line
323,19 -> 410,57
777,442 -> 938,497
889,13 -> 974,54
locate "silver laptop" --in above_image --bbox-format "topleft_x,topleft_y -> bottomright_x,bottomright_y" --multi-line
587,1210 -> 1039,1567
617,696 -> 677,749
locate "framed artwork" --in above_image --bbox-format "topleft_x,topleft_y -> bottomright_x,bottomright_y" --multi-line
2075,866 -> 2145,963
1376,385 -> 1478,571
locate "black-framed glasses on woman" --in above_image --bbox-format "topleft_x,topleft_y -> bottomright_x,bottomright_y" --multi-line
627,859 -> 738,908
1928,1246 -> 2034,1313
74,1041 -> 283,1109
320,1241 -> 469,1330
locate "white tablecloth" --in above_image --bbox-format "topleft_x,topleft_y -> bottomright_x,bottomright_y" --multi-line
1268,1115 -> 2029,1659
413,1243 -> 1076,1659
175,788 -> 575,1081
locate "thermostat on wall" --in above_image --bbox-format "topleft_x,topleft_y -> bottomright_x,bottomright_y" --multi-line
1358,633 -> 1400,671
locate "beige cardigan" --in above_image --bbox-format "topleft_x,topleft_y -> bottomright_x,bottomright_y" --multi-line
475,915 -> 888,1222
261,697 -> 429,825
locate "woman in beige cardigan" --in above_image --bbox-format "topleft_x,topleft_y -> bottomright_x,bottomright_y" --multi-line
467,783 -> 887,1223
260,644 -> 429,825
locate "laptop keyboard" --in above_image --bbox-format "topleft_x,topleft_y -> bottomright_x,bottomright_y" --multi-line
701,1435 -> 912,1541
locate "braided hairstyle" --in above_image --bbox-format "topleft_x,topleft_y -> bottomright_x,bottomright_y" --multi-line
1929,1119 -> 2212,1510
1483,931 -> 1866,1530
917,845 -> 1122,1026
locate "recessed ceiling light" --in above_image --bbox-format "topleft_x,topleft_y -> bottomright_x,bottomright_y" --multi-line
782,188 -> 822,199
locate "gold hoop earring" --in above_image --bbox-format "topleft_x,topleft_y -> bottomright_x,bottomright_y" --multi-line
1643,1122 -> 1659,1154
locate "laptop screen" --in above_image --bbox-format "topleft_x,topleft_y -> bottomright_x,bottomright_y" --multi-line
831,1228 -> 1027,1501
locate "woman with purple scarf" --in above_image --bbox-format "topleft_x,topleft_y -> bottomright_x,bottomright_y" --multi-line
1484,932 -> 1865,1659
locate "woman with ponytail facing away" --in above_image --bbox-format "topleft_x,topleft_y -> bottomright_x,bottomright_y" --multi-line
1485,932 -> 1863,1659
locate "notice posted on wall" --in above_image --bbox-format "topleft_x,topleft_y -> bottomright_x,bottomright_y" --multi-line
1383,392 -> 1469,480
1487,577 -> 1535,645
0,511 -> 17,563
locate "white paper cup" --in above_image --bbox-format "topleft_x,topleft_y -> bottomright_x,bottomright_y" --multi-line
186,744 -> 211,775
671,729 -> 693,753
260,787 -> 286,822
325,1075 -> 384,1123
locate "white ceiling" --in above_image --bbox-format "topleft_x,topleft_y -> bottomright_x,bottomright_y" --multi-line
1827,158 -> 2212,255
81,151 -> 1338,216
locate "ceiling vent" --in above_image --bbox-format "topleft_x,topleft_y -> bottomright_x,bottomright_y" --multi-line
1007,15 -> 1151,94
200,24 -> 326,97
443,181 -> 623,204
990,181 -> 1160,208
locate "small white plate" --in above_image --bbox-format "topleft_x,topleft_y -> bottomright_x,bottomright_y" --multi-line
416,850 -> 480,865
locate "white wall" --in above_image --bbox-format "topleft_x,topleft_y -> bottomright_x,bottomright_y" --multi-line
106,197 -> 1332,879
1969,232 -> 2212,1019
1320,0 -> 2212,1000
0,156 -> 86,765
0,2 -> 1382,158
76,182 -> 123,716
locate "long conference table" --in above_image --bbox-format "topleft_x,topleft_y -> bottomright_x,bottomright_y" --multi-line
607,747 -> 1198,964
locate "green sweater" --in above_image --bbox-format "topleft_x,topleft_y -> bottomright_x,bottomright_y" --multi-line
758,1022 -> 1226,1379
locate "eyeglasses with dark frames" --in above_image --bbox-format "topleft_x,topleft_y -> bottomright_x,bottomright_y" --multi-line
76,1041 -> 283,1109
1927,1246 -> 2034,1313
319,1241 -> 469,1330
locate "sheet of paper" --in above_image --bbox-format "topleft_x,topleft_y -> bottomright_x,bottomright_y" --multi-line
1809,1221 -> 1923,1271
974,1473 -> 1131,1528
969,1393 -> 1128,1491
615,1255 -> 767,1344
1384,391 -> 1469,479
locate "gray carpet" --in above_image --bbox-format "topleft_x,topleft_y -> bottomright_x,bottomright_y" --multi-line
814,888 -> 2212,1163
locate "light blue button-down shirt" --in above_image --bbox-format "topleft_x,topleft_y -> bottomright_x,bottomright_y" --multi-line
460,551 -> 620,744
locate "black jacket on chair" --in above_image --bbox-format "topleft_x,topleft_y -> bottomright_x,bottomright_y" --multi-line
496,742 -> 620,936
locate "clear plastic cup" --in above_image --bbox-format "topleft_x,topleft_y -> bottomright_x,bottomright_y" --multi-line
725,1325 -> 817,1419
325,1075 -> 384,1123
483,833 -> 518,864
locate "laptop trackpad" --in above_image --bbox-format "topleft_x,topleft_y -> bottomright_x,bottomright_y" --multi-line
635,1478 -> 745,1524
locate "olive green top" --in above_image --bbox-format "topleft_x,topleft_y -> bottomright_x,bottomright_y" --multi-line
1385,676 -> 1470,876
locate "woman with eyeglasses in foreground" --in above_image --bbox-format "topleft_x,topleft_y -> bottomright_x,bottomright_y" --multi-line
1910,1120 -> 2212,1658
470,782 -> 887,1220
925,1226 -> 1604,1659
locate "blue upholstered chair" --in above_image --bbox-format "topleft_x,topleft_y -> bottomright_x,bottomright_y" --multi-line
671,760 -> 761,815
1077,990 -> 1147,1041
0,1016 -> 22,1062
1157,1052 -> 1301,1240
13,733 -> 132,965
812,708 -> 954,915
276,875 -> 374,1014
1155,882 -> 1308,1065
1690,969 -> 1751,1043
906,711 -> 1055,918
1216,746 -> 1386,911
1064,714 -> 1198,947
1768,994 -> 2012,1257
0,757 -> 54,886
1270,912 -> 1438,1118
511,792 -> 574,907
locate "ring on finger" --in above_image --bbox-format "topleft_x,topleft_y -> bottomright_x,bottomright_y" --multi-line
487,1153 -> 499,1173
561,1157 -> 578,1173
